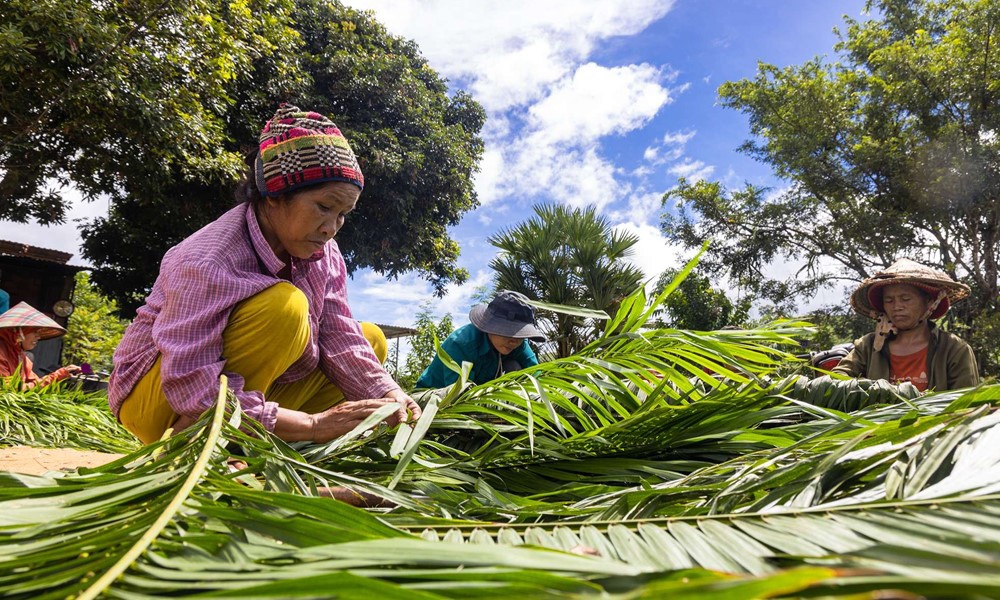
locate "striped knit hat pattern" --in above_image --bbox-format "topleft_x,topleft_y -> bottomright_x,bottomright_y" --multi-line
254,104 -> 364,197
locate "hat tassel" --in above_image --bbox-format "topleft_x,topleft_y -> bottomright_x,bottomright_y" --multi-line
917,290 -> 947,326
873,314 -> 896,352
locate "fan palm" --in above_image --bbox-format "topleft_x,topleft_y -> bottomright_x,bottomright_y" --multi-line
489,203 -> 645,357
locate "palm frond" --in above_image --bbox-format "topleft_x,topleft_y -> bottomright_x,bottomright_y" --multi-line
0,379 -> 138,454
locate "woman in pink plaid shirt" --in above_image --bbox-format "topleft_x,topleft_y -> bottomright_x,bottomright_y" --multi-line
109,105 -> 421,444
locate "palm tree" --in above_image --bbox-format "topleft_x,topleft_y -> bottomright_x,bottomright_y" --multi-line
489,203 -> 646,358
2,279 -> 999,598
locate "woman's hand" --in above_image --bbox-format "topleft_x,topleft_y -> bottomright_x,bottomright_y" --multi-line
273,392 -> 422,443
308,397 -> 418,443
383,388 -> 422,422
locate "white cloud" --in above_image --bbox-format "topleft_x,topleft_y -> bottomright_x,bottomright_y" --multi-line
345,0 -> 677,112
526,63 -> 672,144
342,0 -> 679,214
613,189 -> 666,226
633,165 -> 654,178
615,221 -> 684,284
496,143 -> 621,212
668,159 -> 715,182
473,148 -> 505,207
351,268 -> 494,329
480,62 -> 671,210
643,129 -> 696,166
662,130 -> 696,146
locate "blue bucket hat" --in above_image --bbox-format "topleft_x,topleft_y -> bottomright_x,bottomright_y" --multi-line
469,290 -> 546,342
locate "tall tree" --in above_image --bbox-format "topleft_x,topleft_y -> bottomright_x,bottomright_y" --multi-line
489,204 -> 645,358
662,0 -> 1000,327
0,0 -> 299,225
1,0 -> 485,315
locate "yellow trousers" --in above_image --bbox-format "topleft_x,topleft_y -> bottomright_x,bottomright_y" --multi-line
119,283 -> 388,444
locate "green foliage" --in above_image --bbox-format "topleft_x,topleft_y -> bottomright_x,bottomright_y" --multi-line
0,0 -> 485,315
660,0 -> 1000,373
0,0 -> 298,224
490,204 -> 646,358
397,303 -> 454,390
652,267 -> 750,330
968,309 -> 1000,380
795,302 -> 874,364
62,271 -> 128,372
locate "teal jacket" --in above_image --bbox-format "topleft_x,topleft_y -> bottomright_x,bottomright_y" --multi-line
416,324 -> 539,389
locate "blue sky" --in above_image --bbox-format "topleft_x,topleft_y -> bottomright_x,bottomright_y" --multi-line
0,0 -> 870,334
342,0 -> 870,330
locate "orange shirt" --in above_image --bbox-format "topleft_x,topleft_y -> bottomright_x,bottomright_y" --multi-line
889,346 -> 929,391
0,329 -> 70,389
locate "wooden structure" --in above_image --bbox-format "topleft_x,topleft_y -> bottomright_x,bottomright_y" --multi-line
0,240 -> 87,374
376,323 -> 417,379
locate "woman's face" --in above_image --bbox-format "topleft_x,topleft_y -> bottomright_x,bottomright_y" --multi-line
488,333 -> 523,356
259,181 -> 360,261
882,283 -> 932,331
20,329 -> 41,351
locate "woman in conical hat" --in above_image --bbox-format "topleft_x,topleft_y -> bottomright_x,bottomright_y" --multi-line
832,259 -> 979,392
0,302 -> 81,389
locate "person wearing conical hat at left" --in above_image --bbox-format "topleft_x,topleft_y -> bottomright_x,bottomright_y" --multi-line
832,259 -> 979,392
0,302 -> 81,389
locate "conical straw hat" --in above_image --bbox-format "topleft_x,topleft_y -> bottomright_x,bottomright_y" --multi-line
0,302 -> 67,339
850,259 -> 970,320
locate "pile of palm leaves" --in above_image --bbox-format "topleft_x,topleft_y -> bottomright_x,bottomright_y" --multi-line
1,263 -> 999,598
0,374 -> 138,454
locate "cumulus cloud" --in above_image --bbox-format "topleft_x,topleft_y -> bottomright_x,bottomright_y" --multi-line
344,0 -> 679,215
526,63 -> 672,144
345,0 -> 676,112
668,159 -> 715,182
614,221 -> 685,285
487,62 -> 672,210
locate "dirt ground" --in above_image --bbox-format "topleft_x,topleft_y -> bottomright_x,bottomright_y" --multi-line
0,446 -> 124,475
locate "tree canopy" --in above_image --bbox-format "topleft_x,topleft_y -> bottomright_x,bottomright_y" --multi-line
661,0 -> 1000,330
490,204 -> 645,358
0,0 -> 485,314
651,267 -> 750,331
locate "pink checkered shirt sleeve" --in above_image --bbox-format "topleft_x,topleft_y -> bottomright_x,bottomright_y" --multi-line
153,260 -> 278,429
317,251 -> 398,400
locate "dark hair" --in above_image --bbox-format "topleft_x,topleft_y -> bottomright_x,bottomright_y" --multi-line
234,170 -> 266,209
234,150 -> 291,209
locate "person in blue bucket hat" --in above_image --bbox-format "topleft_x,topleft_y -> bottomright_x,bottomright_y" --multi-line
417,290 -> 546,389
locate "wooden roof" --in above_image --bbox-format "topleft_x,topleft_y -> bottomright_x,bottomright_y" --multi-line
376,324 -> 418,339
0,240 -> 76,265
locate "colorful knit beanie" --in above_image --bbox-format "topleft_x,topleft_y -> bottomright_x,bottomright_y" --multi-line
254,104 -> 364,197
